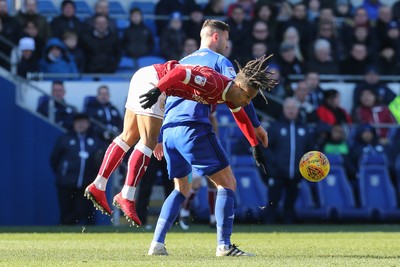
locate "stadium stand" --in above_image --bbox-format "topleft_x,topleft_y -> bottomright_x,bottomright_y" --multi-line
74,0 -> 92,18
136,55 -> 166,69
358,153 -> 400,222
295,180 -> 331,222
37,0 -> 58,18
108,1 -> 127,18
318,154 -> 370,221
233,167 -> 267,222
129,1 -> 155,15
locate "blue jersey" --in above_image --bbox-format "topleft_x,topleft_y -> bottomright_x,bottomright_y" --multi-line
162,48 -> 237,126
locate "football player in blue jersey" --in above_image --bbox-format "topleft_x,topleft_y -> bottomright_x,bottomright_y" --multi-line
148,19 -> 270,257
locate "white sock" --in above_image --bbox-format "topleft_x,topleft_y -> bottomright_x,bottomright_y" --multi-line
121,185 -> 136,201
93,176 -> 108,191
180,208 -> 190,217
210,215 -> 216,224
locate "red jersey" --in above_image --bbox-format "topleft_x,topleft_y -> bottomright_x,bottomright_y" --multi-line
153,60 -> 180,79
155,64 -> 237,108
153,61 -> 258,147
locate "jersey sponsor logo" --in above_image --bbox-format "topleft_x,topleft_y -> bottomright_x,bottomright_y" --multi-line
194,75 -> 207,86
227,67 -> 236,77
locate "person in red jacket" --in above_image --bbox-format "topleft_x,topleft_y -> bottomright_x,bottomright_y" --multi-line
353,88 -> 396,143
316,89 -> 352,125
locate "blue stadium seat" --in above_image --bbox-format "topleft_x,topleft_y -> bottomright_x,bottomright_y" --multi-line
358,165 -> 400,221
108,1 -> 127,18
37,0 -> 58,19
136,56 -> 166,68
295,181 -> 331,222
317,167 -> 369,221
130,2 -> 155,14
117,56 -> 137,70
74,0 -> 92,19
233,167 -> 267,221
231,155 -> 255,167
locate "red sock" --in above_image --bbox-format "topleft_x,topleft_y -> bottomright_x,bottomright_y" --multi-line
208,188 -> 217,216
98,137 -> 130,179
125,143 -> 152,187
182,190 -> 196,210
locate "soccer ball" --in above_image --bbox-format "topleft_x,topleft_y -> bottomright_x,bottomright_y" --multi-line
299,151 -> 330,182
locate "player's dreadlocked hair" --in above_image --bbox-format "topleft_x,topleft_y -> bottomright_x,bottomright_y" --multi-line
234,54 -> 279,104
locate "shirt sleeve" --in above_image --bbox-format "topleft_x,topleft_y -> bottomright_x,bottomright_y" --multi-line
157,66 -> 231,104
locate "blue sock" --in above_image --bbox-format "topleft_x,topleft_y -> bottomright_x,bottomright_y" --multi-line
153,190 -> 186,244
215,188 -> 235,246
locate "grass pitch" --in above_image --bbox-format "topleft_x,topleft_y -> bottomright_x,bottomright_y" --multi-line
1,224 -> 400,267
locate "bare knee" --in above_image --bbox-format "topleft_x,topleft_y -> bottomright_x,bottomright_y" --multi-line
208,167 -> 237,191
174,176 -> 192,197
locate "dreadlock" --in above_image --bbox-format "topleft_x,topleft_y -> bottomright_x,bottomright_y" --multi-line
234,54 -> 279,103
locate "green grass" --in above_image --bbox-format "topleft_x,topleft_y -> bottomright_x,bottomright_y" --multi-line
1,224 -> 400,266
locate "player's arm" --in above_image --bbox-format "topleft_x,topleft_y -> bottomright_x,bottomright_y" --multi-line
140,67 -> 230,108
228,103 -> 267,173
219,58 -> 263,136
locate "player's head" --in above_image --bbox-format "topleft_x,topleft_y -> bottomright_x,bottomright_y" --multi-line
200,19 -> 230,54
229,55 -> 278,107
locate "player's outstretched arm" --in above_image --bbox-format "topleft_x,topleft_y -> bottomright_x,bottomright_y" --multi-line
230,106 -> 267,173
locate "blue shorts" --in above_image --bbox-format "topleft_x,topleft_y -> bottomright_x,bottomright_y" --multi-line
162,123 -> 229,180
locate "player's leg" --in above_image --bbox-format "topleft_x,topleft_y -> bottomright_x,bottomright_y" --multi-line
179,170 -> 202,230
84,109 -> 140,215
206,177 -> 217,227
113,115 -> 162,226
149,127 -> 192,255
148,176 -> 192,255
183,125 -> 253,256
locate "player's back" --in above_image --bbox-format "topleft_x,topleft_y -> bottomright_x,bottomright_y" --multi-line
162,48 -> 236,126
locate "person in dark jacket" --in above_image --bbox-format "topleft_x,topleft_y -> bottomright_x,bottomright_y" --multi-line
50,113 -> 105,225
80,14 -> 121,73
50,0 -> 83,39
160,12 -> 187,60
0,0 -> 23,69
14,0 -> 51,42
263,97 -> 314,224
39,37 -> 78,75
37,81 -> 77,130
84,85 -> 123,142
122,8 -> 154,59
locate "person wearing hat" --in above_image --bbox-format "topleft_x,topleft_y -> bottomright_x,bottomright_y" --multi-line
50,113 -> 105,225
17,36 -> 39,77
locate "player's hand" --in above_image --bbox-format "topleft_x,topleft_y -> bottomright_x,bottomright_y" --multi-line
139,87 -> 161,109
153,143 -> 164,161
254,126 -> 268,148
251,144 -> 267,174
